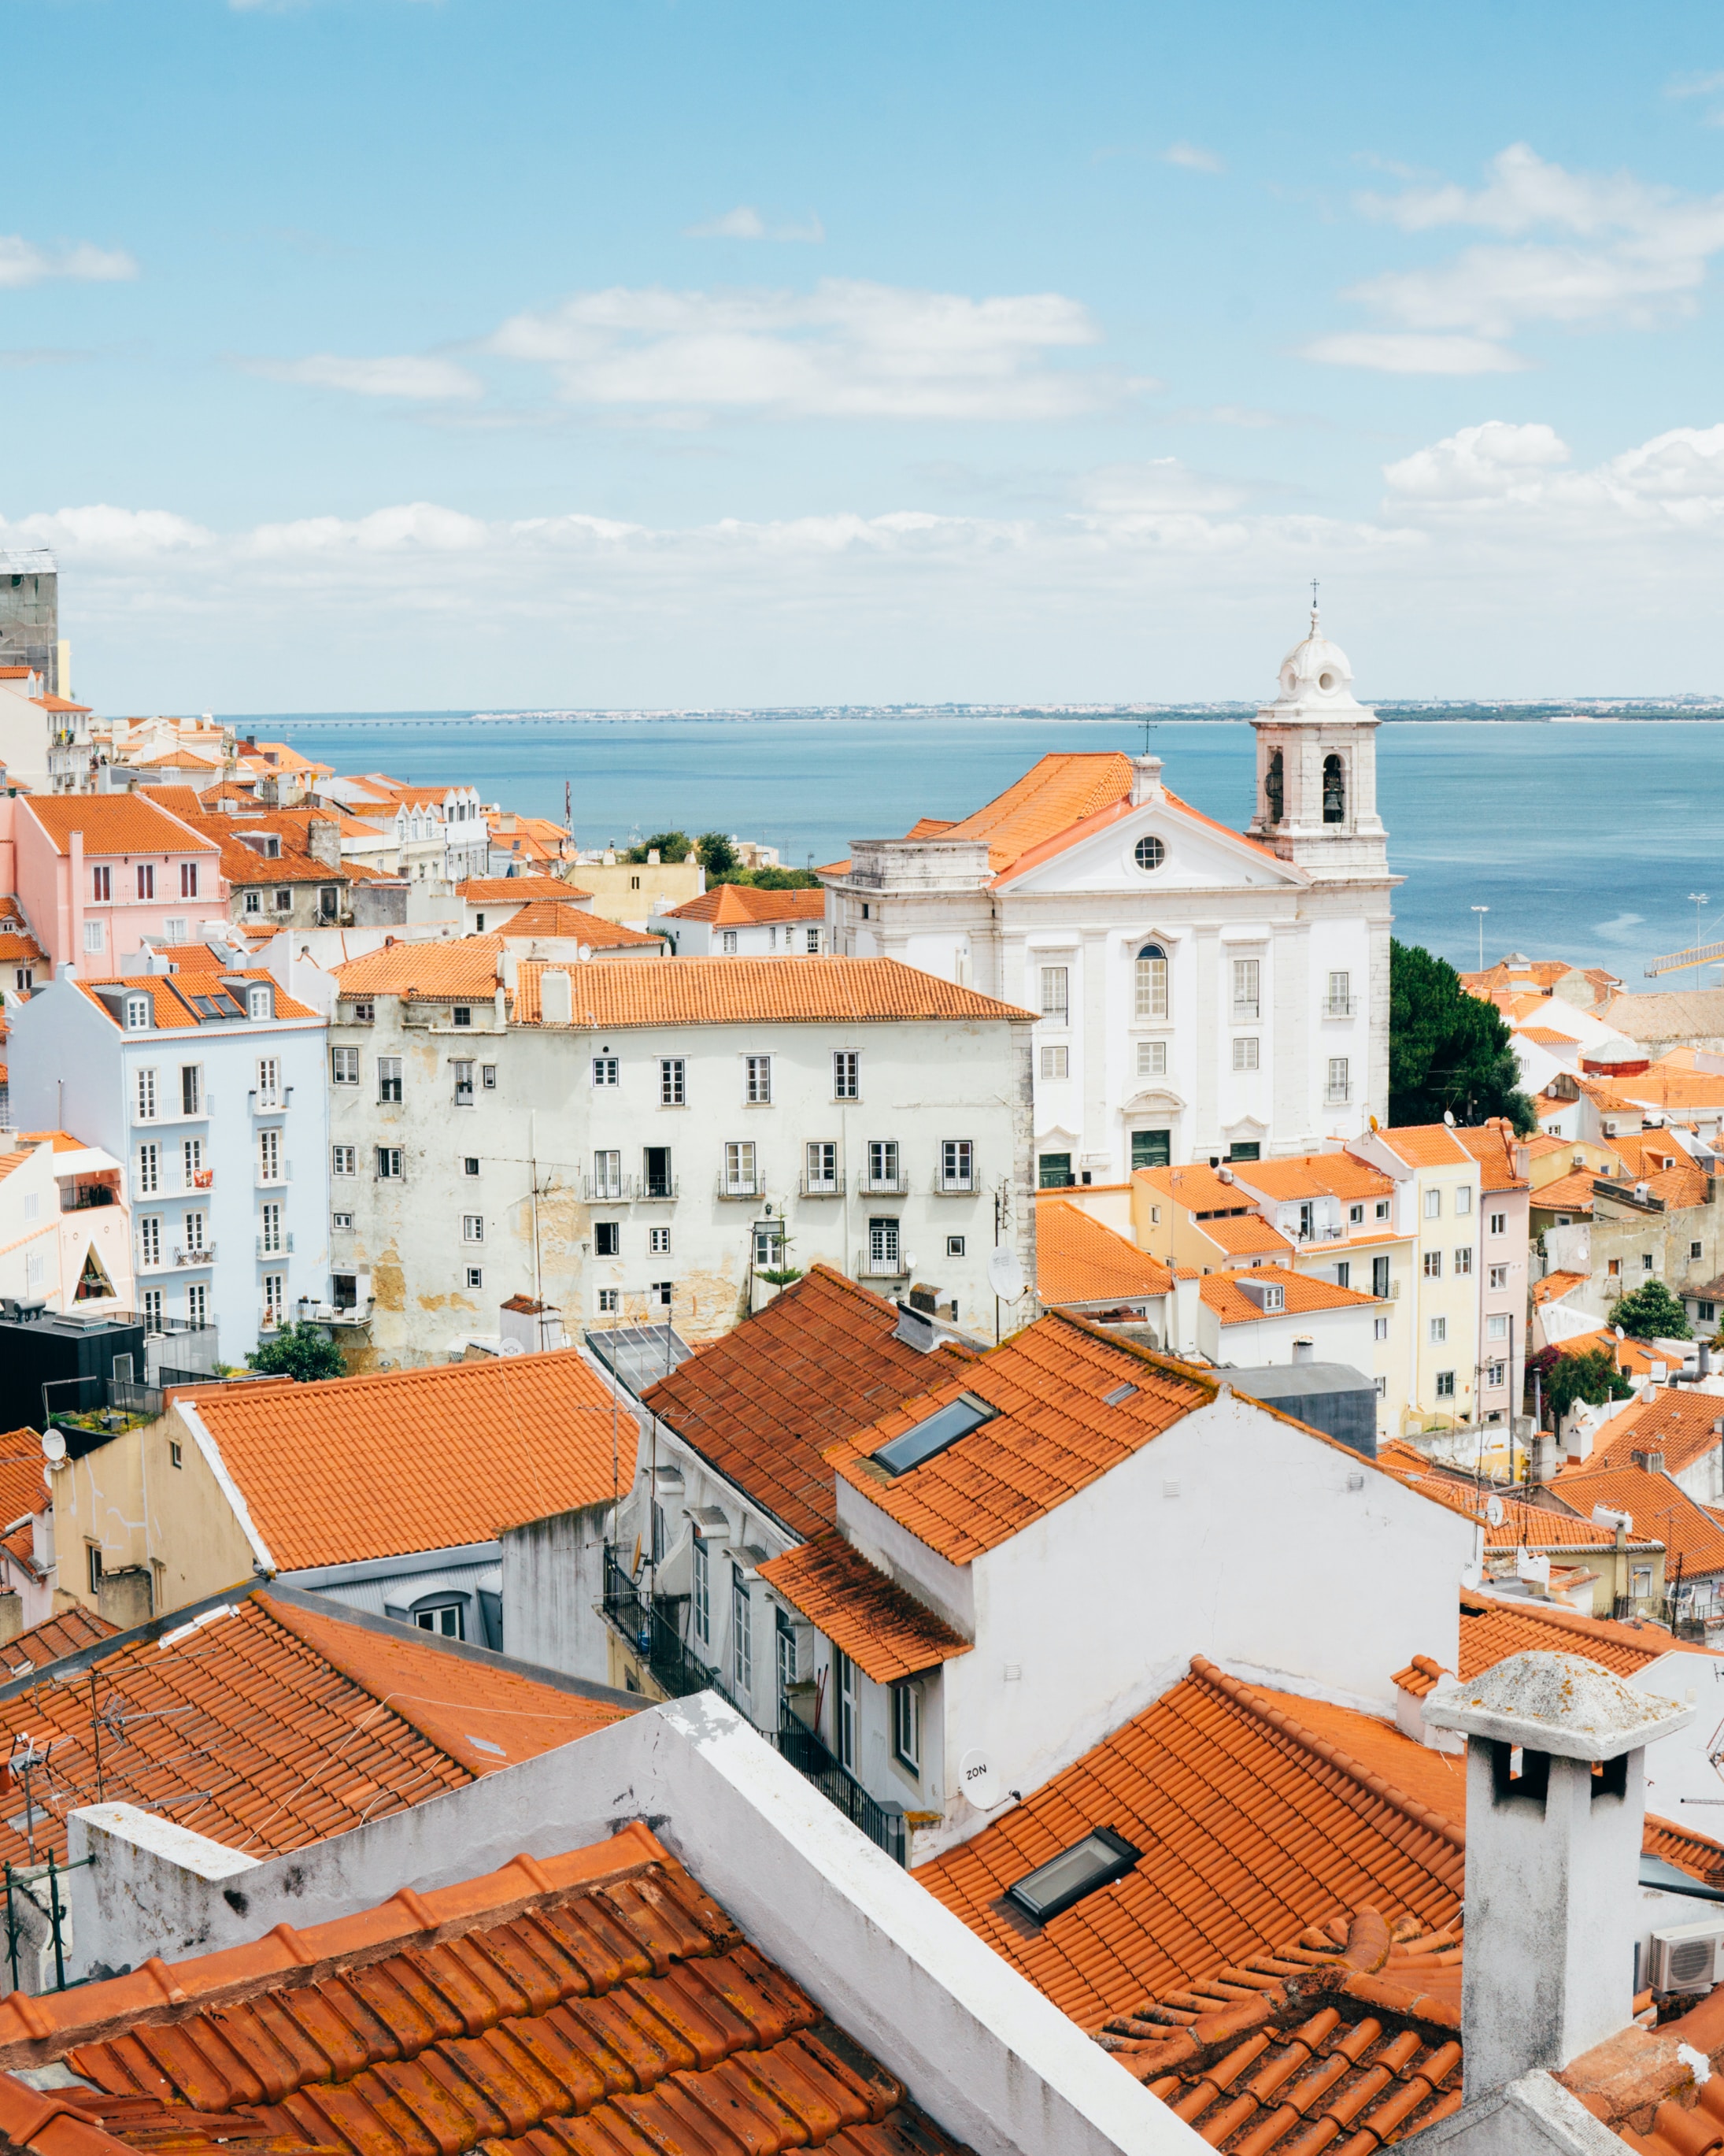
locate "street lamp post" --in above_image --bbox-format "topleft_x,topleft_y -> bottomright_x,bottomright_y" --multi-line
1690,894 -> 1709,992
1471,906 -> 1489,972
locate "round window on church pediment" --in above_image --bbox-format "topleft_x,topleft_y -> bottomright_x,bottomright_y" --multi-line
1134,835 -> 1166,872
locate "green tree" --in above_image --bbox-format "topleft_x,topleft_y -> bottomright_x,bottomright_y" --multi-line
1389,939 -> 1537,1132
1607,1280 -> 1693,1340
247,1321 -> 346,1383
697,831 -> 738,877
625,830 -> 693,865
735,863 -> 821,890
1542,1347 -> 1633,1424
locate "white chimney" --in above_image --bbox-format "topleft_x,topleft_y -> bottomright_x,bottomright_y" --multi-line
1130,754 -> 1164,807
1171,1270 -> 1200,1357
1292,1335 -> 1315,1364
1424,1651 -> 1692,2099
540,968 -> 573,1026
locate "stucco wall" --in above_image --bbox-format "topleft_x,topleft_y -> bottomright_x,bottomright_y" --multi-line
501,1502 -> 612,1684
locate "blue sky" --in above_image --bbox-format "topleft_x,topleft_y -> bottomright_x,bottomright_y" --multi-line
7,0 -> 1724,710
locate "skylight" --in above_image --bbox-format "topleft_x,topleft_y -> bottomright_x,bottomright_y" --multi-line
1102,1382 -> 1139,1406
1007,1827 -> 1141,1923
872,1393 -> 999,1476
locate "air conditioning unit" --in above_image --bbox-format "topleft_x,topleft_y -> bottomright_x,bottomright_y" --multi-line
1648,1918 -> 1724,1994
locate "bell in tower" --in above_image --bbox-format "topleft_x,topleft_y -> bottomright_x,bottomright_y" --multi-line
1247,596 -> 1389,883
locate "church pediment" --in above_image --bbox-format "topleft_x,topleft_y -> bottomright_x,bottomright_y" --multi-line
1124,1087 -> 1187,1113
998,794 -> 1306,899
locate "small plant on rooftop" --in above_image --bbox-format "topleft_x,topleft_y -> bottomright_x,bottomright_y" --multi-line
1607,1280 -> 1692,1342
246,1321 -> 347,1383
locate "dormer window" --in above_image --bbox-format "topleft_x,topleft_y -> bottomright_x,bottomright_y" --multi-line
247,986 -> 272,1021
1262,1282 -> 1285,1312
124,994 -> 150,1031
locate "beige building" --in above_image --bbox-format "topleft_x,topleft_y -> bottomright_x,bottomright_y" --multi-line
572,850 -> 705,930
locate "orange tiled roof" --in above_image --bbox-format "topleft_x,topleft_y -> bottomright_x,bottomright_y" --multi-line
1374,1450 -> 1662,1550
0,1604 -> 116,1672
1201,1265 -> 1381,1325
1394,1587 -> 1679,1695
1530,1170 -> 1597,1214
1375,1124 -> 1474,1169
0,1826 -> 966,2156
1200,1212 -> 1297,1258
1452,1117 -> 1530,1191
1533,1269 -> 1589,1306
457,875 -> 590,903
20,793 -> 215,857
664,884 -> 827,924
1034,1198 -> 1172,1306
0,1589 -> 628,1871
904,751 -> 1136,874
498,900 -> 665,948
136,783 -> 209,820
825,1312 -> 1219,1565
758,1529 -> 972,1683
1519,1024 -> 1582,1047
333,935 -> 507,1002
74,970 -> 319,1030
1238,1154 -> 1396,1202
1551,1461 -> 1724,1573
1138,1161 -> 1258,1213
0,930 -> 44,965
510,955 -> 1032,1029
191,1349 -> 622,1569
640,1265 -> 962,1539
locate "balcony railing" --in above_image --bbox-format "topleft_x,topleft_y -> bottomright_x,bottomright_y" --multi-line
601,1548 -> 737,1704
934,1176 -> 975,1196
60,1184 -> 117,1213
173,1246 -> 215,1268
1324,996 -> 1355,1018
860,1172 -> 910,1197
800,1172 -> 845,1198
857,1250 -> 910,1279
716,1173 -> 763,1202
256,1233 -> 294,1257
634,1176 -> 679,1204
771,1720 -> 906,1866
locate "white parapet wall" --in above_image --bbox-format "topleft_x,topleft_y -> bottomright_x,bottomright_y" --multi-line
68,1692 -> 1203,2156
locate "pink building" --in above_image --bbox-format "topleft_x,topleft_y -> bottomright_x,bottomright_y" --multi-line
14,795 -> 226,975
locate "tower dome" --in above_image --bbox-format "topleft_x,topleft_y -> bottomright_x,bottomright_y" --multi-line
1271,604 -> 1363,712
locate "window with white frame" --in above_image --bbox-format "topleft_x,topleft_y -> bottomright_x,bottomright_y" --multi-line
1232,958 -> 1260,1021
1489,1210 -> 1506,1235
332,1144 -> 356,1177
592,1057 -> 619,1087
1040,965 -> 1069,1021
124,995 -> 150,1031
1137,1039 -> 1167,1078
463,1215 -> 484,1243
378,1056 -> 403,1103
1435,1370 -> 1456,1398
597,1287 -> 620,1313
1040,1045 -> 1069,1080
333,1211 -> 353,1231
837,1650 -> 859,1770
660,1058 -> 686,1106
91,865 -> 111,902
1376,1199 -> 1391,1221
376,1147 -> 403,1179
868,1139 -> 901,1189
256,1056 -> 280,1106
243,891 -> 262,916
258,1129 -> 281,1184
257,1203 -> 281,1255
942,1139 -> 974,1191
1486,1360 -> 1506,1388
262,1273 -> 285,1327
182,1137 -> 202,1185
187,1282 -> 208,1327
592,1150 -> 622,1198
482,1064 -> 497,1090
1430,1316 -> 1447,1343
135,1068 -> 158,1121
805,1141 -> 838,1192
1487,1312 -> 1509,1339
1325,1058 -> 1349,1102
142,1288 -> 163,1332
724,1140 -> 757,1195
1134,945 -> 1168,1021
869,1217 -> 901,1272
1374,1375 -> 1387,1399
331,1047 -> 359,1086
180,861 -> 199,898
745,1055 -> 772,1104
649,1224 -> 671,1254
247,985 -> 272,1017
1424,1188 -> 1441,1219
1489,1264 -> 1508,1290
139,1216 -> 161,1267
136,1143 -> 160,1195
165,917 -> 186,944
136,864 -> 154,900
452,1005 -> 471,1028
1423,1249 -> 1442,1277
1232,1037 -> 1260,1072
752,1223 -> 782,1270
1455,1184 -> 1473,1215
892,1684 -> 921,1775
731,1570 -> 753,1693
721,930 -> 738,954
805,928 -> 819,953
1454,1246 -> 1473,1275
1326,969 -> 1351,1016
83,919 -> 104,954
1374,1315 -> 1389,1339
693,1538 -> 710,1647
833,1050 -> 860,1098
453,1060 -> 475,1106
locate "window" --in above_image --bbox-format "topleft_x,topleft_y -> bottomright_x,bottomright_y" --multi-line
833,1050 -> 860,1098
135,1068 -> 157,1122
1372,1254 -> 1390,1298
1374,1315 -> 1389,1340
805,928 -> 819,953
1335,1261 -> 1351,1289
139,1215 -> 161,1267
165,917 -> 187,945
453,1060 -> 475,1106
482,1064 -> 497,1090
1137,1039 -> 1167,1078
1694,1240 -> 1707,1261
1134,944 -> 1168,1020
1326,1058 -> 1349,1102
257,1202 -> 282,1255
1133,1129 -> 1171,1169
1232,958 -> 1260,1021
753,1218 -> 783,1269
1454,1246 -> 1473,1276
1040,1045 -> 1070,1080
376,1147 -> 403,1179
83,917 -> 105,954
1134,834 -> 1165,872
593,1150 -> 622,1198
1488,1312 -> 1509,1340
595,1221 -> 621,1257
1489,1210 -> 1506,1235
1424,1188 -> 1441,1219
649,1224 -> 671,1254
414,1602 -> 463,1639
318,886 -> 339,921
597,1287 -> 620,1313
273,887 -> 292,913
258,1128 -> 281,1184
1430,1316 -> 1447,1343
1455,1184 -> 1473,1216
1374,1374 -> 1387,1399
745,1054 -> 772,1104
377,1056 -> 402,1102
1607,1257 -> 1621,1278
593,1056 -> 619,1087
1345,1202 -> 1363,1226
947,1234 -> 966,1256
693,1539 -> 710,1647
1326,969 -> 1351,1016
942,1139 -> 974,1191
1039,1152 -> 1073,1188
836,1650 -> 858,1770
1322,752 -> 1345,824
1703,1300 -> 1718,1324
1376,1200 -> 1391,1221
463,1156 -> 480,1176
120,993 -> 148,1032
642,1146 -> 674,1198
91,865 -> 111,903
724,1140 -> 757,1195
1006,1828 -> 1141,1923
262,1272 -> 286,1328
805,1141 -> 838,1192
180,861 -> 198,898
453,1005 -> 471,1028
13,967 -> 31,992
462,1214 -> 484,1243
332,1047 -> 359,1086
351,999 -> 375,1024
1040,965 -> 1069,1022
143,1289 -> 164,1332
1263,747 -> 1284,821
1233,1037 -> 1260,1072
243,890 -> 263,916
868,1139 -> 901,1189
868,1217 -> 901,1272
1435,1369 -> 1456,1398
721,930 -> 738,954
731,1570 -> 753,1694
87,1544 -> 103,1595
187,1282 -> 207,1327
660,1058 -> 686,1106
1644,1253 -> 1656,1273
255,1056 -> 279,1106
332,1144 -> 357,1177
136,864 -> 154,900
892,1684 -> 921,1775
332,1210 -> 353,1230
1423,1250 -> 1442,1278
1489,1263 -> 1508,1290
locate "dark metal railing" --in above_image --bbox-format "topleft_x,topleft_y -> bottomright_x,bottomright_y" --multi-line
771,1718 -> 907,1865
601,1547 -> 725,1702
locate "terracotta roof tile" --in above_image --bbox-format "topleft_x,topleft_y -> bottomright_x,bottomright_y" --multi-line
0,1588 -> 628,1871
1394,1587 -> 1685,1698
639,1265 -> 960,1539
1200,1265 -> 1382,1324
1533,1269 -> 1589,1305
1201,1214 -> 1296,1258
1374,1450 -> 1662,1550
1376,1124 -> 1474,1169
1550,1462 -> 1724,1574
191,1348 -> 622,1570
498,900 -> 665,947
1237,1155 -> 1397,1202
1137,1161 -> 1257,1213
511,954 -> 1031,1029
759,1529 -> 972,1682
333,935 -> 507,1002
914,751 -> 1135,874
1519,1024 -> 1582,1047
1530,1170 -> 1598,1214
1033,1199 -> 1172,1306
1452,1118 -> 1530,1191
74,971 -> 319,1031
456,875 -> 591,903
0,1605 -> 116,1673
1583,1391 -> 1724,1480
20,795 -> 216,858
0,1828 -> 966,2156
664,884 -> 826,924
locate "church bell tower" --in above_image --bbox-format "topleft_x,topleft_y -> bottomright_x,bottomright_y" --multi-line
1248,602 -> 1389,883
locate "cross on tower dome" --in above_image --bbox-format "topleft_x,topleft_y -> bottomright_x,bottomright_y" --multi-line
1271,600 -> 1363,713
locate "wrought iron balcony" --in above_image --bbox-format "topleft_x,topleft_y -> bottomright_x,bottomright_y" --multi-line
716,1172 -> 763,1202
799,1171 -> 845,1198
601,1547 -> 731,1704
771,1719 -> 907,1866
256,1233 -> 294,1258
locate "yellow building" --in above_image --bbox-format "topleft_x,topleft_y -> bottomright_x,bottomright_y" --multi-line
572,850 -> 706,929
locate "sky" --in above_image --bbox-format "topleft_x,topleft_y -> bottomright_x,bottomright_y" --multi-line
6,0 -> 1724,712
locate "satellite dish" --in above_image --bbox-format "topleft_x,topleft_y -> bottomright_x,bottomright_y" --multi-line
987,1247 -> 1027,1302
1615,1326 -> 1626,1342
903,1253 -> 918,1274
1485,1495 -> 1504,1528
958,1747 -> 1002,1810
497,1338 -> 523,1358
40,1430 -> 66,1465
578,945 -> 593,962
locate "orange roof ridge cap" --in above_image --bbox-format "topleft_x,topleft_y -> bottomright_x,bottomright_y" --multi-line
1189,1655 -> 1467,1856
1044,1306 -> 1219,1398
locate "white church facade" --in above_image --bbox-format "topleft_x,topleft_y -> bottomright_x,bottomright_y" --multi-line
821,609 -> 1399,1184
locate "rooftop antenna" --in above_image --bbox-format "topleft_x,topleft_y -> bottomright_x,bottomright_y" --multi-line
1309,576 -> 1320,629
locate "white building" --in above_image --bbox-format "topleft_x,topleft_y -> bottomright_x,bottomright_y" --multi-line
822,609 -> 1397,1186
317,778 -> 487,883
9,966 -> 331,1365
649,883 -> 828,957
319,945 -> 1036,1365
0,1131 -> 135,1316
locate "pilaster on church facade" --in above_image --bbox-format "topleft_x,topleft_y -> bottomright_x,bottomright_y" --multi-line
820,610 -> 1400,1184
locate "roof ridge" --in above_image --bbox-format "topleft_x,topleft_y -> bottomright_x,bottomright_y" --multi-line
1190,1656 -> 1467,1858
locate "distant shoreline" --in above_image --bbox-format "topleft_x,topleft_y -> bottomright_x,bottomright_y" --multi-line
250,704 -> 1724,728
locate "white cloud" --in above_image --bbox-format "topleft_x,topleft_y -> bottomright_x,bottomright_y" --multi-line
1383,420 -> 1570,502
244,354 -> 483,400
1164,143 -> 1224,174
1382,418 -> 1724,532
1300,332 -> 1530,375
683,206 -> 825,242
485,277 -> 1114,420
0,236 -> 137,289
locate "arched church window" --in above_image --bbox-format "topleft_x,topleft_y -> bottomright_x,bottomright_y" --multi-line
1323,753 -> 1345,824
1134,943 -> 1168,1021
1264,749 -> 1283,823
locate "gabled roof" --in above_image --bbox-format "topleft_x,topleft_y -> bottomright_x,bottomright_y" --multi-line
1582,1389 -> 1724,1478
74,970 -> 319,1030
758,1528 -> 972,1682
135,784 -> 208,819
1532,1268 -> 1589,1305
333,935 -> 507,1003
0,1426 -> 50,1536
456,874 -> 590,903
1393,1586 -> 1693,1697
1136,1161 -> 1262,1214
639,1265 -> 961,1539
664,884 -> 826,924
1374,1447 -> 1662,1550
0,1826 -> 966,2156
1033,1198 -> 1172,1306
510,955 -> 1031,1029
0,1588 -> 627,1870
1199,1212 -> 1297,1258
1550,1461 -> 1724,1575
20,794 -> 216,858
1529,1170 -> 1597,1215
498,900 -> 665,948
1201,1265 -> 1381,1325
189,1348 -> 621,1570
1374,1124 -> 1474,1169
1238,1154 -> 1396,1202
905,751 -> 1136,873
0,1604 -> 116,1673
1452,1117 -> 1530,1191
